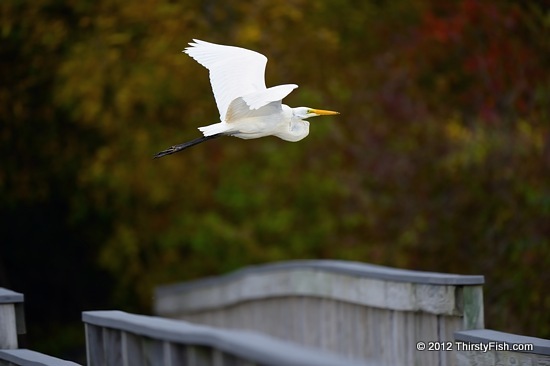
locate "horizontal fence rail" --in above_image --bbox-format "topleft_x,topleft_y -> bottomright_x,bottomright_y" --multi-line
155,260 -> 485,366
455,329 -> 550,366
0,349 -> 81,366
0,288 -> 81,365
83,310 -> 372,366
0,288 -> 25,349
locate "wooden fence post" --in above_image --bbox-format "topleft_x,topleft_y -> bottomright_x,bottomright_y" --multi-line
0,288 -> 25,349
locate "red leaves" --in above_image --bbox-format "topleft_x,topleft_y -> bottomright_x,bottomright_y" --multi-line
410,0 -> 544,122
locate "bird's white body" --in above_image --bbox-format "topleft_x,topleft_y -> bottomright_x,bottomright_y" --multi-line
199,103 -> 309,142
185,39 -> 336,141
153,39 -> 338,158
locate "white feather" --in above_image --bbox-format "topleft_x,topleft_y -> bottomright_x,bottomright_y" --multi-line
154,40 -> 338,158
182,40 -> 338,143
241,84 -> 298,111
198,122 -> 230,136
184,40 -> 263,120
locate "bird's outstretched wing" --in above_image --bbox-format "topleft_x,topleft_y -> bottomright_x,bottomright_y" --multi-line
184,39 -> 297,121
241,84 -> 298,111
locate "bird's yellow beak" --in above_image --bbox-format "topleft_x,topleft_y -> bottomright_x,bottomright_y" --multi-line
309,108 -> 339,116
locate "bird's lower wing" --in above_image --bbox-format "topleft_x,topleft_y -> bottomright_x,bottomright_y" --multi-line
224,84 -> 297,122
241,84 -> 298,110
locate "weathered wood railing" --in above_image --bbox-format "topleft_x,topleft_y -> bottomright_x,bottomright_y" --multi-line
4,263 -> 549,366
0,287 -> 81,366
454,329 -> 550,365
0,349 -> 80,366
82,310 -> 370,366
154,260 -> 485,366
0,288 -> 25,349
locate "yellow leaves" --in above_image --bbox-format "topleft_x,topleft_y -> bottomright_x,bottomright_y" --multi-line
271,2 -> 305,23
398,215 -> 427,249
443,117 -> 491,170
95,15 -> 117,30
443,116 -> 545,175
518,119 -> 544,153
87,145 -> 112,183
237,22 -> 262,44
41,19 -> 68,48
106,32 -> 132,46
315,28 -> 340,50
55,43 -> 106,124
3,0 -> 549,345
444,116 -> 471,143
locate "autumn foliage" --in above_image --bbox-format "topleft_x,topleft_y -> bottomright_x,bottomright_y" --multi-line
1,0 -> 549,358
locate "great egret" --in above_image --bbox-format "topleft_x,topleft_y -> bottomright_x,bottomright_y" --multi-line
154,39 -> 339,158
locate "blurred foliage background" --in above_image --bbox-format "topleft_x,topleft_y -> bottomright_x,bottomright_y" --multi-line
1,0 -> 549,361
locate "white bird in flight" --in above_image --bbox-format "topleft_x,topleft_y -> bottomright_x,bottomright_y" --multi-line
154,39 -> 339,158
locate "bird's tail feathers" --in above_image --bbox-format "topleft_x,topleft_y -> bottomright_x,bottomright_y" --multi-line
198,122 -> 231,137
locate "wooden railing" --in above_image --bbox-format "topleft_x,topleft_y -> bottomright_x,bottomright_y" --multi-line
0,288 -> 25,349
0,349 -> 80,366
3,262 -> 549,366
82,310 -> 370,366
454,329 -> 550,365
155,260 -> 485,366
0,287 -> 81,366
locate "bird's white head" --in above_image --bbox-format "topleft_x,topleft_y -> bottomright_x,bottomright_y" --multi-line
293,107 -> 339,119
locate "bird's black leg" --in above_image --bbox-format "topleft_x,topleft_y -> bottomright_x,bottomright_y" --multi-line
153,133 -> 223,159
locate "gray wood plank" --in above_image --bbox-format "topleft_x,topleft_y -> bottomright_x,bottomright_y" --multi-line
156,270 -> 479,317
151,260 -> 486,366
103,328 -> 122,366
83,310 -> 371,366
163,341 -> 187,366
0,290 -> 27,337
187,345 -> 212,366
157,260 -> 484,295
455,328 -> 550,365
414,311 -> 440,366
439,315 -> 462,366
460,286 -> 484,330
142,338 -> 164,366
155,261 -> 484,318
0,349 -> 80,366
122,331 -> 143,366
0,288 -> 24,304
176,296 -> 475,366
85,323 -> 103,366
0,304 -> 17,349
455,329 -> 550,356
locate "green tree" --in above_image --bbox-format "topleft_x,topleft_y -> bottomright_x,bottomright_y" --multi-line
1,0 -> 549,360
